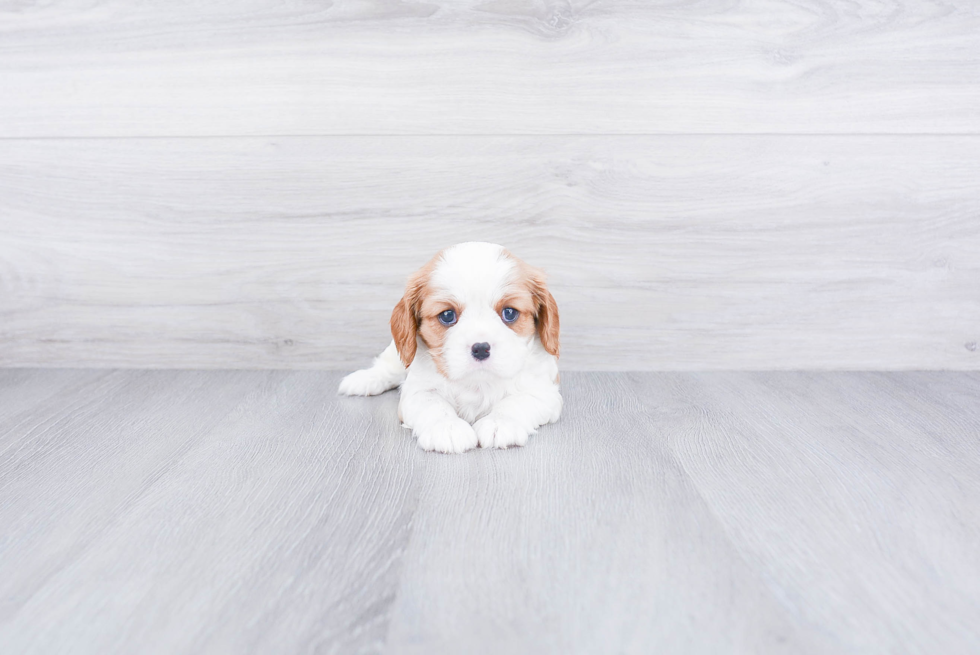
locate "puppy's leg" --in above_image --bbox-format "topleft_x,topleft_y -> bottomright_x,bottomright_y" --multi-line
474,384 -> 562,449
400,390 -> 478,454
338,340 -> 407,396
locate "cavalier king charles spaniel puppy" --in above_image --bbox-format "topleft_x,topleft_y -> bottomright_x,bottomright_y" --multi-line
339,242 -> 562,453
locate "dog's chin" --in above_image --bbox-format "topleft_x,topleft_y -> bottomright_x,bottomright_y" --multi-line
444,352 -> 527,383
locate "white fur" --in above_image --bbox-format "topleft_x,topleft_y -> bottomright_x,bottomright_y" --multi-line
339,242 -> 562,454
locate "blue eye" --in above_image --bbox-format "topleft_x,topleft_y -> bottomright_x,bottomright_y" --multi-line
438,309 -> 457,326
501,307 -> 519,323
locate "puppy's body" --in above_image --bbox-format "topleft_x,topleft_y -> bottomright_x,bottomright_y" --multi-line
339,242 -> 562,453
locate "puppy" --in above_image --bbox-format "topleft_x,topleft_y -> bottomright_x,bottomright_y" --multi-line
339,242 -> 562,453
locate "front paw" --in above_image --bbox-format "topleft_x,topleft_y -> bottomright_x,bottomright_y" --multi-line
473,414 -> 531,449
416,418 -> 478,454
338,369 -> 387,396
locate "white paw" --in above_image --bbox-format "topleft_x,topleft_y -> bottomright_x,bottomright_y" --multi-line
473,414 -> 531,449
416,418 -> 479,454
338,369 -> 390,396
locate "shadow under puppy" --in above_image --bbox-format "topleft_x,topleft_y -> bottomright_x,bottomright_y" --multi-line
339,242 -> 562,453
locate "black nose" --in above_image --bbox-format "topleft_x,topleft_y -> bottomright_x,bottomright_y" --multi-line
471,342 -> 491,361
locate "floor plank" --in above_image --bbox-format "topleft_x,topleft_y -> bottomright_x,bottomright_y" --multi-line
0,369 -> 109,432
3,136 -> 978,370
1,0 -> 978,136
383,373 -> 830,654
658,372 -> 980,653
0,371 -> 420,654
0,371 -> 260,624
1,371 -> 978,653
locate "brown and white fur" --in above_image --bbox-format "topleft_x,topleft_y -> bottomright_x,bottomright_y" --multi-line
339,242 -> 562,453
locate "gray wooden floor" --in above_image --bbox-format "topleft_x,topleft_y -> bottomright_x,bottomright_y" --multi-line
1,371 -> 978,653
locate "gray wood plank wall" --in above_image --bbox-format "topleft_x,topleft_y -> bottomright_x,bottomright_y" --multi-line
1,1 -> 978,370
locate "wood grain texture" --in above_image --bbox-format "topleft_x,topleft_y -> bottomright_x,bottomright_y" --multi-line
656,371 -> 980,653
1,370 -> 978,653
0,370 -> 419,653
2,136 -> 978,370
1,0 -> 978,137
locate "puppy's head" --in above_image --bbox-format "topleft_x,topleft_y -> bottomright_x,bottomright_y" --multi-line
390,242 -> 559,380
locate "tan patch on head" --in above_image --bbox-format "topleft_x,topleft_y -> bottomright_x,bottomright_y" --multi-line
502,249 -> 560,357
417,294 -> 460,377
495,292 -> 536,338
390,251 -> 442,367
390,248 -> 463,377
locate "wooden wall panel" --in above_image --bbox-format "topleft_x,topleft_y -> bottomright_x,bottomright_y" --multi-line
0,0 -> 978,136
2,136 -> 977,370
2,1 -> 977,369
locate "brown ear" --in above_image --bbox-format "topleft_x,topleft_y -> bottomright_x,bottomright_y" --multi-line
390,293 -> 417,367
530,273 -> 560,358
390,268 -> 430,367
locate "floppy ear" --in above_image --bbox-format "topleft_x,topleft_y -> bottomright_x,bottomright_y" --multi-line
390,269 -> 428,367
390,294 -> 417,367
529,272 -> 560,358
